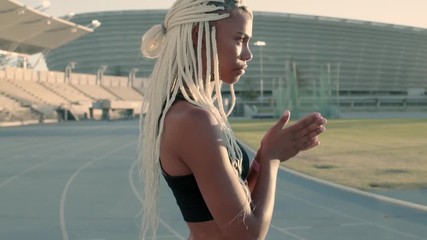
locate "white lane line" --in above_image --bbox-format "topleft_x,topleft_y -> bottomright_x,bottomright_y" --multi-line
241,140 -> 427,212
0,158 -> 55,189
270,224 -> 307,240
281,166 -> 427,213
239,141 -> 426,240
60,141 -> 136,240
341,222 -> 370,227
276,184 -> 426,240
1,126 -> 125,161
0,138 -> 70,165
128,160 -> 186,240
60,158 -> 97,240
0,133 -> 122,190
1,136 -> 69,156
158,218 -> 186,240
78,239 -> 106,240
277,221 -> 368,231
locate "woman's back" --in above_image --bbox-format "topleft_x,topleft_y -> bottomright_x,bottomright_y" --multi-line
160,100 -> 228,239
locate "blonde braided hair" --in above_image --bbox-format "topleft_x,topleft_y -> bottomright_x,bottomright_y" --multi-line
139,0 -> 251,238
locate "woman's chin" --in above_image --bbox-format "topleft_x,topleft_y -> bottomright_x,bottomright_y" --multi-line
220,75 -> 242,85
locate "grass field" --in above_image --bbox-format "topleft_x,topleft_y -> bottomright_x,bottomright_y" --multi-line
231,118 -> 427,191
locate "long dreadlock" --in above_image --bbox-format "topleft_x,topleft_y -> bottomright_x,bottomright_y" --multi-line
139,0 -> 251,238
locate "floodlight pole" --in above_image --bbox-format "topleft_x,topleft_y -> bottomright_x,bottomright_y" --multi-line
65,62 -> 76,83
336,62 -> 341,111
96,65 -> 108,85
128,68 -> 139,87
254,41 -> 266,104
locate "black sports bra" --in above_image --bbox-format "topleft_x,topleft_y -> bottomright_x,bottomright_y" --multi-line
161,143 -> 250,222
159,92 -> 250,222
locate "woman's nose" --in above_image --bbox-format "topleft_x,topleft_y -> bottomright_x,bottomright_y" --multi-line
241,45 -> 253,62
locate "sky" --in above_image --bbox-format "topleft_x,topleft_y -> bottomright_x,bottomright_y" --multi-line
18,0 -> 427,29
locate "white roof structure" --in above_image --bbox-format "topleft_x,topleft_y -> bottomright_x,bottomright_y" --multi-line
0,0 -> 94,54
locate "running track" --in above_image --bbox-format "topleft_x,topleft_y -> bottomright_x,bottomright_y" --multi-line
0,120 -> 426,239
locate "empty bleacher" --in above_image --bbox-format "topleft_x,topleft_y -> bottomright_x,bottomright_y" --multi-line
40,82 -> 94,103
0,92 -> 38,122
100,76 -> 144,101
0,78 -> 43,104
69,73 -> 121,100
0,67 -> 145,124
103,86 -> 144,101
12,80 -> 69,106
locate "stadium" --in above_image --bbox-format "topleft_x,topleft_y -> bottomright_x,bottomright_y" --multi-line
0,0 -> 145,125
2,3 -> 427,124
1,1 -> 427,239
45,10 -> 427,118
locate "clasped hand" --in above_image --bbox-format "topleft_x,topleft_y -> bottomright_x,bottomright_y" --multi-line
258,110 -> 327,163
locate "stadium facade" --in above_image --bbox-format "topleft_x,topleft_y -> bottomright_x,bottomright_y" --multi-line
45,10 -> 427,116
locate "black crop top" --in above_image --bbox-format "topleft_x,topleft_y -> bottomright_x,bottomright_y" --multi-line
159,93 -> 250,222
161,143 -> 250,222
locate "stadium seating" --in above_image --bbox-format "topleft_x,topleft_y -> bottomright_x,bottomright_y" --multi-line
40,10 -> 426,118
0,67 -> 144,124
0,92 -> 38,121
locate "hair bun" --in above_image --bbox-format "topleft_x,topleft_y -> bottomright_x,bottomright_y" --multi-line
141,24 -> 166,59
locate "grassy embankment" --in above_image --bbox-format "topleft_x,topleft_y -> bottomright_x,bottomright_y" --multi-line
231,118 -> 427,191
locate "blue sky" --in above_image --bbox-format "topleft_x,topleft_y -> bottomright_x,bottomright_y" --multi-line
18,0 -> 427,29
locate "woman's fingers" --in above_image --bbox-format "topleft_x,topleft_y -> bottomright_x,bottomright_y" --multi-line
292,117 -> 326,140
261,111 -> 326,162
269,110 -> 291,133
291,113 -> 325,131
281,112 -> 326,152
278,110 -> 291,129
300,138 -> 320,151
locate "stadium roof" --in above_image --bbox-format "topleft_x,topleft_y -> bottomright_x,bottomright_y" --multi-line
0,0 -> 94,55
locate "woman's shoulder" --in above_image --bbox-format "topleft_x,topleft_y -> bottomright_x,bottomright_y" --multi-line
165,101 -> 219,130
163,101 -> 222,153
162,102 -> 223,167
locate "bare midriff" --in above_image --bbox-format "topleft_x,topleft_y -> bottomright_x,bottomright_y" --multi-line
187,220 -> 227,240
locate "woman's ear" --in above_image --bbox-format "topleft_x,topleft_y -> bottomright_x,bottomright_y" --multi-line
192,24 -> 199,44
192,24 -> 205,46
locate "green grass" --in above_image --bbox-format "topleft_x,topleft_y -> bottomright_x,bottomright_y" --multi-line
230,118 -> 427,191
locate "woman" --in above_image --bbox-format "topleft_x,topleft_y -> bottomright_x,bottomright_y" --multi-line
139,0 -> 327,239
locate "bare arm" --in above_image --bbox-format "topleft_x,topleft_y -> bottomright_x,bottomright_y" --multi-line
170,108 -> 325,239
247,111 -> 326,194
246,151 -> 260,193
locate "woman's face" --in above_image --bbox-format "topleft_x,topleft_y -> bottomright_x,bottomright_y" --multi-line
214,9 -> 253,84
